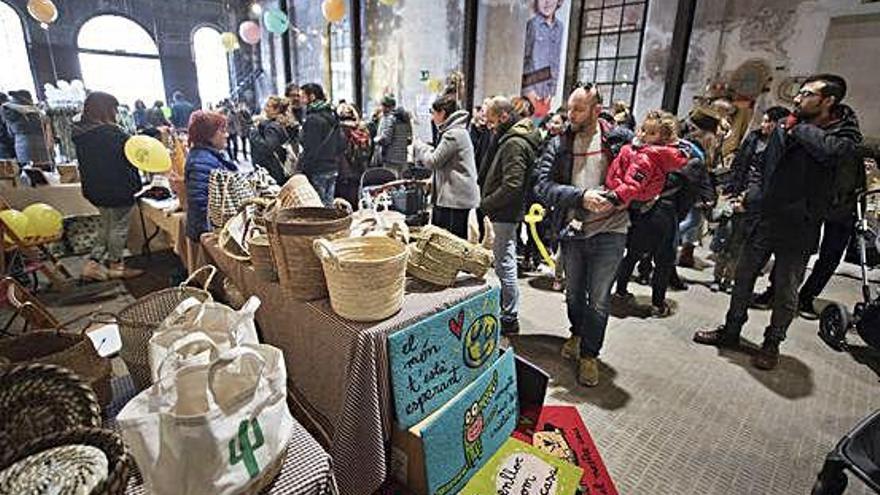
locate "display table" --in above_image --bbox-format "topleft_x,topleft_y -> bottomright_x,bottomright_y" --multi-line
201,233 -> 491,495
135,197 -> 185,258
106,376 -> 339,495
1,183 -> 98,217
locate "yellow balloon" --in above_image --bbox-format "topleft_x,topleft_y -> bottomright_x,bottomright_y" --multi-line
125,135 -> 171,173
523,203 -> 555,270
27,0 -> 58,24
427,78 -> 444,94
23,203 -> 63,238
322,0 -> 346,23
0,210 -> 30,244
220,32 -> 239,52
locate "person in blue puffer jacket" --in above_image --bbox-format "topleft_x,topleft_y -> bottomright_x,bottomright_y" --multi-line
185,110 -> 237,242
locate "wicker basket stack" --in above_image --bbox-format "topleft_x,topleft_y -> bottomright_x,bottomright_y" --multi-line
407,225 -> 494,287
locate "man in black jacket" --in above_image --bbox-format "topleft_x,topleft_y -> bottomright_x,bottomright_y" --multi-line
694,74 -> 863,370
534,84 -> 633,387
300,83 -> 344,205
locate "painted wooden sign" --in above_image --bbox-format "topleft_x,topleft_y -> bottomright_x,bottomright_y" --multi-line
459,437 -> 583,495
419,348 -> 518,495
388,287 -> 501,429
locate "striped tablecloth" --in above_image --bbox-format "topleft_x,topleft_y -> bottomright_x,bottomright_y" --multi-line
201,233 -> 491,495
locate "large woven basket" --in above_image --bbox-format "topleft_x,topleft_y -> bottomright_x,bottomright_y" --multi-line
115,266 -> 216,391
0,329 -> 112,407
277,174 -> 324,209
313,237 -> 408,322
407,226 -> 494,286
267,207 -> 351,301
0,427 -> 131,495
248,234 -> 277,281
0,364 -> 101,467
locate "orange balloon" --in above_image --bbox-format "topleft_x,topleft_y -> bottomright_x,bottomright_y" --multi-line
27,0 -> 58,24
322,0 -> 346,23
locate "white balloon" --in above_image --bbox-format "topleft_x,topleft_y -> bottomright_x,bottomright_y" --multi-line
71,79 -> 85,91
56,80 -> 70,92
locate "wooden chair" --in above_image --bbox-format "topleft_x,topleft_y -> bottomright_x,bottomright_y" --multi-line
0,195 -> 73,291
0,277 -> 93,337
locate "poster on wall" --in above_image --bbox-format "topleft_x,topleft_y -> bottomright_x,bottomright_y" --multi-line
521,0 -> 571,118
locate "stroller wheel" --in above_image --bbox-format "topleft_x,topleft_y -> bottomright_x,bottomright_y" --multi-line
819,304 -> 851,352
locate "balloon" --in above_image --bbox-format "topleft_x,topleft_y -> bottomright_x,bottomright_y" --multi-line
239,21 -> 261,45
322,0 -> 346,23
23,203 -> 62,238
125,135 -> 172,173
27,0 -> 58,25
523,203 -> 555,269
0,210 -> 30,244
220,32 -> 239,52
427,78 -> 444,94
263,8 -> 289,34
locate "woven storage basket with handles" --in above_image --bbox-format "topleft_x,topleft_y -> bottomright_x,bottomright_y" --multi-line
0,363 -> 102,467
114,265 -> 216,392
0,329 -> 112,407
267,207 -> 351,301
407,226 -> 494,286
248,233 -> 278,281
313,236 -> 409,322
277,174 -> 324,209
0,427 -> 131,495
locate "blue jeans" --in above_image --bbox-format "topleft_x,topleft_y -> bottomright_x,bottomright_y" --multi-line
492,222 -> 520,324
307,171 -> 338,206
677,207 -> 704,246
562,233 -> 627,357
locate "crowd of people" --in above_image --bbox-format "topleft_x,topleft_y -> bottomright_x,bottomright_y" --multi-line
1,71 -> 870,389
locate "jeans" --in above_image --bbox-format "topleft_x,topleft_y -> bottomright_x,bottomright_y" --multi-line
91,205 -> 133,264
799,213 -> 855,301
492,222 -> 520,324
723,232 -> 810,342
432,206 -> 470,240
307,171 -> 338,206
615,206 -> 677,307
678,207 -> 705,246
562,232 -> 627,357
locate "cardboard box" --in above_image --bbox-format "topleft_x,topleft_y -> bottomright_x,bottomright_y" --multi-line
391,348 -> 518,495
459,437 -> 583,495
388,287 -> 501,428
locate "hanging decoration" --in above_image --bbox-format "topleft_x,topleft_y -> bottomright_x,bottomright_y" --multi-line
125,136 -> 172,173
239,20 -> 262,45
26,0 -> 58,25
322,0 -> 346,23
427,78 -> 444,94
0,210 -> 29,244
220,32 -> 239,52
263,7 -> 289,34
22,203 -> 63,238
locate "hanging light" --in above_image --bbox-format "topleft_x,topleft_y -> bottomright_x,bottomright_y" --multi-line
249,1 -> 263,17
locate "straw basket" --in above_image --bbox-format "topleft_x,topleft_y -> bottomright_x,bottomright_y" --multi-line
277,174 -> 323,209
267,207 -> 351,301
313,237 -> 408,322
0,329 -> 112,407
407,226 -> 493,287
115,266 -> 215,391
248,234 -> 277,281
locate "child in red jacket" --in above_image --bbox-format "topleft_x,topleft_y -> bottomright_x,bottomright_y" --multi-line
603,110 -> 689,207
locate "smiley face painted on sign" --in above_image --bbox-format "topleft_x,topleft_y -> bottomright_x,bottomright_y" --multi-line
463,314 -> 498,369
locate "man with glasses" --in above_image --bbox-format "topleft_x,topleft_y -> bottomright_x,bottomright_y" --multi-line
535,83 -> 633,386
694,74 -> 863,370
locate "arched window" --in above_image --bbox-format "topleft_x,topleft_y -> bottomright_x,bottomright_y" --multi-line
77,15 -> 165,108
192,26 -> 231,109
0,2 -> 36,96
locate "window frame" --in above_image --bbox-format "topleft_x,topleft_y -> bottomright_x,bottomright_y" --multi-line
0,0 -> 37,96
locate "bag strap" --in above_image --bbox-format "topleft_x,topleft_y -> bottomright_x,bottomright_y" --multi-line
206,345 -> 267,406
181,265 -> 217,290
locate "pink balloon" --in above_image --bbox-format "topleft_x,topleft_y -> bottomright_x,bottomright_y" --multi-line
239,21 -> 261,45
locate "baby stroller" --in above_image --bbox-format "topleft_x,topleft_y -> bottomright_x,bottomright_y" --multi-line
359,166 -> 431,227
819,189 -> 880,351
811,409 -> 880,495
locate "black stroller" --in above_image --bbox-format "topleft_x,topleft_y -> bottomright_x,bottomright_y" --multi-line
819,189 -> 880,351
812,409 -> 880,494
359,166 -> 431,226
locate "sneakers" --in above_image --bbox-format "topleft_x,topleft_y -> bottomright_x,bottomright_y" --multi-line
501,319 -> 520,336
798,297 -> 819,320
560,336 -> 581,361
692,325 -> 740,348
752,339 -> 780,370
107,262 -> 144,280
750,289 -> 773,310
81,260 -> 108,282
577,357 -> 599,387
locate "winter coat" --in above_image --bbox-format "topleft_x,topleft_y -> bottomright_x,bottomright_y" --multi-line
185,146 -> 237,241
655,140 -> 716,221
480,118 -> 543,223
145,107 -> 169,128
0,111 -> 14,159
470,123 -> 493,186
534,121 -> 635,236
725,129 -> 766,207
604,142 -> 689,206
338,122 -> 371,182
414,110 -> 480,210
376,108 -> 413,168
1,102 -> 51,163
171,100 -> 195,129
132,108 -> 148,130
72,122 -> 142,208
249,119 -> 290,185
300,101 -> 343,175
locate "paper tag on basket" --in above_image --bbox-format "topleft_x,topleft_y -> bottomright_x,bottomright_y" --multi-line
86,323 -> 122,357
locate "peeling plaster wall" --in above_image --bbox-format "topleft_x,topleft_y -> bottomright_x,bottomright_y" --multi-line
473,0 -> 531,104
632,0 -> 678,122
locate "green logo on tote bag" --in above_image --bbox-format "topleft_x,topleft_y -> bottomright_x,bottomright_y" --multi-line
229,418 -> 265,478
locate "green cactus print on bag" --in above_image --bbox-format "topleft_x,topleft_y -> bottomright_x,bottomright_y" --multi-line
229,418 -> 265,478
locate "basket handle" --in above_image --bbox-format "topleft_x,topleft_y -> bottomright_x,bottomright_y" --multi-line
312,238 -> 341,269
388,222 -> 409,244
180,265 -> 217,290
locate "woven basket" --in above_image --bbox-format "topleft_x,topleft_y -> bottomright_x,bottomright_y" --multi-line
0,427 -> 131,495
277,174 -> 323,209
0,330 -> 112,407
407,226 -> 494,286
0,364 -> 101,467
248,234 -> 277,281
267,207 -> 351,301
313,237 -> 408,322
115,266 -> 216,391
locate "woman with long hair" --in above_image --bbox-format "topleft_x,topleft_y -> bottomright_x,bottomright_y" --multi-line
250,96 -> 295,185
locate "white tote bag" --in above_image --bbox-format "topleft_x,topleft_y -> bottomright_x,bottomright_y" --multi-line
118,339 -> 294,495
149,296 -> 261,382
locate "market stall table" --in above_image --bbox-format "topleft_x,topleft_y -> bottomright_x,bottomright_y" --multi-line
201,233 -> 492,495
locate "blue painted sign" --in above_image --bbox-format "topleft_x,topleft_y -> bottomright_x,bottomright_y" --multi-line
388,287 -> 501,428
419,348 -> 518,495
